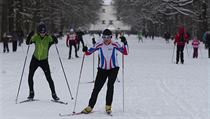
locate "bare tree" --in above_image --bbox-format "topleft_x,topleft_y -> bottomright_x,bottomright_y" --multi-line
114,0 -> 209,38
11,0 -> 102,33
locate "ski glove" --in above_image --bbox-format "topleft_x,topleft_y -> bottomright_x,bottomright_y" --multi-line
26,31 -> 35,45
82,46 -> 88,52
120,36 -> 127,45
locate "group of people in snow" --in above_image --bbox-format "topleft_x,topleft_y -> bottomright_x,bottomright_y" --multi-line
25,22 -> 129,114
2,30 -> 24,53
173,26 -> 210,63
6,21 -> 210,114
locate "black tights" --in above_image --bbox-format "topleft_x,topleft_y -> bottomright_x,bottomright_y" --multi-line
88,67 -> 119,108
28,56 -> 56,94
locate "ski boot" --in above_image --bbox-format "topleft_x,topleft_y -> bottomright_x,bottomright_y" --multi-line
52,93 -> 60,101
27,91 -> 34,100
105,105 -> 112,114
81,106 -> 92,114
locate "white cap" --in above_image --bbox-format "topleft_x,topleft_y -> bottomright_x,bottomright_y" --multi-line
70,28 -> 74,32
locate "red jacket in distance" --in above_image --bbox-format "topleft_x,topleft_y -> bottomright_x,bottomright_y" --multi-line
174,26 -> 189,46
66,33 -> 78,47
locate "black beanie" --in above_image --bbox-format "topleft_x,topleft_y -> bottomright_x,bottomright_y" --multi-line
38,23 -> 47,34
103,29 -> 112,35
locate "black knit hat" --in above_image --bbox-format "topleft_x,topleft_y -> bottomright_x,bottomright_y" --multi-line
38,23 -> 47,34
102,29 -> 112,35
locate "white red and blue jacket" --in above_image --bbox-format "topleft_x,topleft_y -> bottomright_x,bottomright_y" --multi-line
85,40 -> 128,70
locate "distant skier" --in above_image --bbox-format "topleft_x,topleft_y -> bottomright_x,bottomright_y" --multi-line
81,29 -> 129,114
66,29 -> 79,59
2,32 -> 9,53
92,34 -> 96,45
203,31 -> 210,58
191,36 -> 200,58
76,28 -> 85,51
11,31 -> 18,52
18,30 -> 24,46
26,23 -> 60,101
115,31 -> 119,40
137,32 -> 143,43
174,26 -> 189,64
164,32 -> 171,43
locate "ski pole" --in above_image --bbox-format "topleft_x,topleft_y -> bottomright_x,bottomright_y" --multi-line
171,44 -> 175,63
55,44 -> 74,100
92,38 -> 96,83
73,54 -> 85,113
122,54 -> 125,112
15,45 -> 30,104
92,52 -> 95,83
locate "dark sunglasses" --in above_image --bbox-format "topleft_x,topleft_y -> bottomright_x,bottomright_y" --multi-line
102,35 -> 112,39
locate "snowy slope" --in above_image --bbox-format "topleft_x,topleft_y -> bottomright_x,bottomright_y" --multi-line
0,34 -> 209,119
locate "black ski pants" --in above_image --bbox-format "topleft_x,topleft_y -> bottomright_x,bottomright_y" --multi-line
176,45 -> 185,63
3,42 -> 9,52
68,42 -> 78,58
208,47 -> 210,58
88,67 -> 119,108
77,38 -> 85,51
193,48 -> 198,58
28,56 -> 56,94
12,41 -> 17,52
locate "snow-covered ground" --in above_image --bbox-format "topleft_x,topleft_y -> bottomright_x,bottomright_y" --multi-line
0,34 -> 209,119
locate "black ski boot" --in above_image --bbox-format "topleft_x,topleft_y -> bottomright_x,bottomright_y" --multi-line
52,93 -> 60,101
75,55 -> 79,58
27,91 -> 34,100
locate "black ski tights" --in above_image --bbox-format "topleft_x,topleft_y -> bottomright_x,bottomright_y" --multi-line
88,67 -> 119,108
28,56 -> 56,94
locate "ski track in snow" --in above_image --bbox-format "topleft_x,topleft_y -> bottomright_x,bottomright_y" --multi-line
157,78 -> 196,119
0,34 -> 209,119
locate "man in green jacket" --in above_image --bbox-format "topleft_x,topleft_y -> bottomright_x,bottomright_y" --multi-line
26,23 -> 59,100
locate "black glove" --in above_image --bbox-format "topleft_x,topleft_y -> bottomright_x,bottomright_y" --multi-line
92,38 -> 96,45
120,36 -> 127,45
82,46 -> 88,52
26,31 -> 34,45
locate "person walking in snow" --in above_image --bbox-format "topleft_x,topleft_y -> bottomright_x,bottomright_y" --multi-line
203,31 -> 210,58
81,29 -> 129,114
137,31 -> 143,43
2,32 -> 9,53
11,31 -> 18,52
164,32 -> 171,43
174,26 -> 189,64
66,29 -> 79,59
191,36 -> 200,58
76,28 -> 85,51
26,23 -> 60,101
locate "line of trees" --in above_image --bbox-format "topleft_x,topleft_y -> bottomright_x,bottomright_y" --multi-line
114,0 -> 210,39
1,0 -> 102,36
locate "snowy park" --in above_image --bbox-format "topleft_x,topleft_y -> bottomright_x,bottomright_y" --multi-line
0,34 -> 209,119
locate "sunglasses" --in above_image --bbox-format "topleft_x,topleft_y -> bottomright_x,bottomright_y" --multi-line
102,35 -> 112,39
